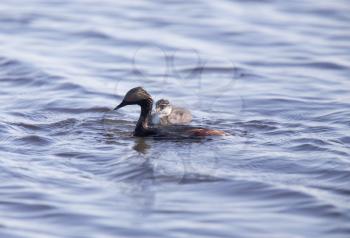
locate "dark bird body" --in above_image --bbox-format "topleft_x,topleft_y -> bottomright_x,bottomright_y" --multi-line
114,87 -> 226,137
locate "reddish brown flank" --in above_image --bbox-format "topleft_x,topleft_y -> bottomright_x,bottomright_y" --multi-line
187,128 -> 226,136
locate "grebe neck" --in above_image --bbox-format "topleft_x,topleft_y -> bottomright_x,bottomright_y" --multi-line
134,98 -> 155,136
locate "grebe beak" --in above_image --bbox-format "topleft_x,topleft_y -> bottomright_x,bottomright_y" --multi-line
114,101 -> 127,110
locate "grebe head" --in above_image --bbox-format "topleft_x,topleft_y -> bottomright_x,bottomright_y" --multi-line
114,87 -> 152,110
155,99 -> 172,117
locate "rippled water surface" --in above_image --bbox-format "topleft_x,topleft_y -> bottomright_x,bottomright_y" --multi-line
1,0 -> 350,237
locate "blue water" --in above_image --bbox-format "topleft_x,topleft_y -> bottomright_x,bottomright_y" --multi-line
1,0 -> 350,237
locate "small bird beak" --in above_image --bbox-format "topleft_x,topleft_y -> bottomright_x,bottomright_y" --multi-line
155,107 -> 160,113
114,101 -> 127,110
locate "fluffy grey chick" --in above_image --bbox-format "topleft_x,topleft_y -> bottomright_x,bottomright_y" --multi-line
151,99 -> 192,125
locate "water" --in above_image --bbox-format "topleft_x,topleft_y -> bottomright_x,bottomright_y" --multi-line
1,0 -> 350,237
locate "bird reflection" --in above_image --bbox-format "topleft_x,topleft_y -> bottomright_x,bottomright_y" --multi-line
133,138 -> 151,154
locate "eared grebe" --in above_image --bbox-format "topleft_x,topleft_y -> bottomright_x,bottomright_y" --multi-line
150,99 -> 192,125
114,87 -> 226,137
